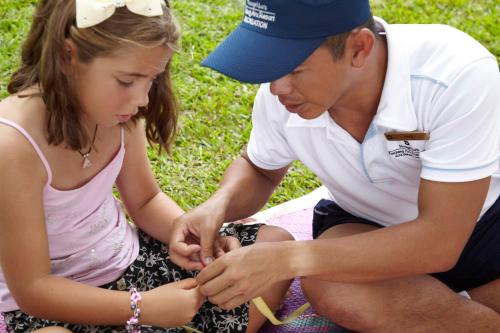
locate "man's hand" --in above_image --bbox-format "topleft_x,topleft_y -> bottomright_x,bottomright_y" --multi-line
214,236 -> 241,258
196,242 -> 287,310
169,203 -> 226,270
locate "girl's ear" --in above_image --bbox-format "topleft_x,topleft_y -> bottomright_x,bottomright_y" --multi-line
62,39 -> 78,75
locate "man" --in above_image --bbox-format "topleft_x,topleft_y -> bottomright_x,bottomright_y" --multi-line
170,0 -> 500,331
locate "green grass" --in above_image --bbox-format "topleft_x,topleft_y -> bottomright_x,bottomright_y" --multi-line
1,0 -> 499,210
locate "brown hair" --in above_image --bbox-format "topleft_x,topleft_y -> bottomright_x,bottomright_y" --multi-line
8,0 -> 180,153
324,17 -> 383,60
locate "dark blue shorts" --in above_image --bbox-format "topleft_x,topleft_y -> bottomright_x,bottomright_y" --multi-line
312,196 -> 500,292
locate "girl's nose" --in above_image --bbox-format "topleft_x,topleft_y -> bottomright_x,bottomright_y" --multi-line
133,83 -> 151,107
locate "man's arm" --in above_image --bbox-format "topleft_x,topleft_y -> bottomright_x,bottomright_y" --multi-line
212,151 -> 289,222
196,177 -> 490,309
169,151 -> 288,269
290,177 -> 490,282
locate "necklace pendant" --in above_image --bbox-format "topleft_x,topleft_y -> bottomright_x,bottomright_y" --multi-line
82,153 -> 92,169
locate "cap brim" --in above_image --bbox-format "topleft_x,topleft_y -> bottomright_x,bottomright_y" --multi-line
201,25 -> 326,84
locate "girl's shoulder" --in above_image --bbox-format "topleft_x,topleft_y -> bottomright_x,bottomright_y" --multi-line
0,91 -> 47,140
0,92 -> 48,184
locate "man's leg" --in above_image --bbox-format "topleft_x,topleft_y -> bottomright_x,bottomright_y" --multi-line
247,225 -> 294,333
301,224 -> 500,333
470,278 -> 500,313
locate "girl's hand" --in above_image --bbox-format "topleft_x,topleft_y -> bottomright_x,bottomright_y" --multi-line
141,278 -> 205,328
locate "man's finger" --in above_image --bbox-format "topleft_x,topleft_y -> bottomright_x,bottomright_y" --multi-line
171,222 -> 188,243
170,240 -> 200,257
206,284 -> 242,306
169,243 -> 204,270
221,236 -> 241,252
197,265 -> 229,296
213,238 -> 225,258
170,253 -> 205,271
200,228 -> 216,266
189,251 -> 201,263
214,237 -> 240,258
219,295 -> 248,310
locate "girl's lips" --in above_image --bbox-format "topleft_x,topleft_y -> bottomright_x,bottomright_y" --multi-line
116,114 -> 132,122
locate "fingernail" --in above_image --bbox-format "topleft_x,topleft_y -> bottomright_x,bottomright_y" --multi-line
204,257 -> 214,265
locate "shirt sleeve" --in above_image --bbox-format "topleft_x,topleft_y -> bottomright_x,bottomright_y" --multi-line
420,57 -> 500,182
246,84 -> 297,170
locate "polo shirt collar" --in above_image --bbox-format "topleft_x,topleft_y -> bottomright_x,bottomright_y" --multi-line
373,17 -> 417,131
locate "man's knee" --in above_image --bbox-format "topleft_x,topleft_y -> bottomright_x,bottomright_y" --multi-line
301,277 -> 382,331
470,278 -> 500,313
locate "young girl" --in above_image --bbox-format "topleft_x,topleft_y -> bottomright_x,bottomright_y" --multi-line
0,0 -> 292,332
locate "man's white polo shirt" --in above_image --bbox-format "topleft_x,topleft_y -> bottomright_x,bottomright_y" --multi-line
247,18 -> 500,226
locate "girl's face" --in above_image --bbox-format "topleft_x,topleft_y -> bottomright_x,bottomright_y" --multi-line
69,43 -> 173,127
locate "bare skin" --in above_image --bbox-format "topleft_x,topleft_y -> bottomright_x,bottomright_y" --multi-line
33,328 -> 73,333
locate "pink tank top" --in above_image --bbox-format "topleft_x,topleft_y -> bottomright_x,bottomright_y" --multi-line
0,118 -> 139,312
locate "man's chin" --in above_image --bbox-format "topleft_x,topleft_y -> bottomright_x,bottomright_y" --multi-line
296,109 -> 325,120
286,104 -> 320,118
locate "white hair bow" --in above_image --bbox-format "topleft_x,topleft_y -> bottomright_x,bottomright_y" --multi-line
76,0 -> 164,28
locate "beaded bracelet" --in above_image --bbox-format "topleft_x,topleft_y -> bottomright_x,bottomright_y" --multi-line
126,287 -> 142,333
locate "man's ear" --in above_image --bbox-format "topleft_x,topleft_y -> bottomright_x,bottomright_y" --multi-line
62,39 -> 78,75
346,28 -> 375,68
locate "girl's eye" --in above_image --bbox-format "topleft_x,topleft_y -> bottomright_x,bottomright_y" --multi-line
117,79 -> 134,87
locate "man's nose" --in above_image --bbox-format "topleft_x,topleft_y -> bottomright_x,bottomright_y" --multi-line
270,75 -> 293,96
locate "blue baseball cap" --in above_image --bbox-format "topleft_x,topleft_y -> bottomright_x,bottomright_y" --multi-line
201,0 -> 371,84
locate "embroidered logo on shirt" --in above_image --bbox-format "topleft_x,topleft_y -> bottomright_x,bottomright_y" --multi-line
388,141 -> 420,158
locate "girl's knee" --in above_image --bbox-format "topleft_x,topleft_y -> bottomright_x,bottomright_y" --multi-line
33,327 -> 73,333
256,225 -> 294,242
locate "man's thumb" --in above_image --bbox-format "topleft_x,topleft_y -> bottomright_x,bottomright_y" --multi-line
200,234 -> 215,266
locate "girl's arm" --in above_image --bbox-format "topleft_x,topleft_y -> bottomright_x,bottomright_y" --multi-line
115,120 -> 183,243
0,127 -> 133,323
0,126 -> 200,327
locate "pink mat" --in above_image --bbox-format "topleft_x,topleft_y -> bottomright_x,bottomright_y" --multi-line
263,208 -> 315,242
